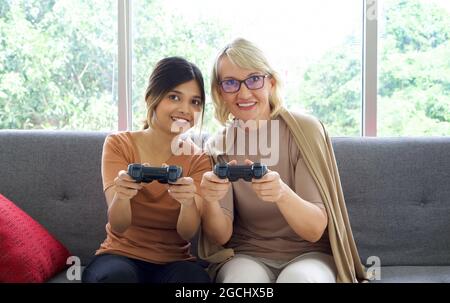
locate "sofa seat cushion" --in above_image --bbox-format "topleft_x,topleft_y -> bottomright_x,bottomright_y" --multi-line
0,194 -> 71,283
372,266 -> 450,283
46,267 -> 85,283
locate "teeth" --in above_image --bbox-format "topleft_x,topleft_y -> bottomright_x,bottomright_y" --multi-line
238,102 -> 256,108
172,117 -> 189,122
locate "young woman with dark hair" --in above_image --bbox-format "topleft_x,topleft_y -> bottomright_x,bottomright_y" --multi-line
82,57 -> 211,283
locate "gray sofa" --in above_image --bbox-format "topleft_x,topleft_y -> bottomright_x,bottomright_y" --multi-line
0,130 -> 449,283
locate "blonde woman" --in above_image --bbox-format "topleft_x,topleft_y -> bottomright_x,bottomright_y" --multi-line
199,38 -> 367,283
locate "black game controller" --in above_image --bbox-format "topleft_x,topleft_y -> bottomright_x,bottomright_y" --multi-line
213,162 -> 268,182
127,164 -> 182,184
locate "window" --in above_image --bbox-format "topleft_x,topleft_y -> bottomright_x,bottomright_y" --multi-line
0,0 -> 117,130
131,0 -> 227,132
132,0 -> 363,136
1,0 -> 448,136
378,0 -> 450,136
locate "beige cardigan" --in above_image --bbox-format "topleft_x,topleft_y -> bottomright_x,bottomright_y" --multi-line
198,108 -> 368,283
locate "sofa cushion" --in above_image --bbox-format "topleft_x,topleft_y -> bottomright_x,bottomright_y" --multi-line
372,266 -> 450,283
333,137 -> 450,267
0,194 -> 71,282
46,267 -> 85,283
0,130 -> 109,266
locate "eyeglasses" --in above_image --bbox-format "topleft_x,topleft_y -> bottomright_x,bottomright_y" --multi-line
219,74 -> 270,93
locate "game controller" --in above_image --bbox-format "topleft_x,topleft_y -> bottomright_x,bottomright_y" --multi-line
213,162 -> 268,182
127,164 -> 183,184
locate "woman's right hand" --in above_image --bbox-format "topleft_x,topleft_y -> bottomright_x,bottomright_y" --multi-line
200,160 -> 236,203
113,169 -> 144,201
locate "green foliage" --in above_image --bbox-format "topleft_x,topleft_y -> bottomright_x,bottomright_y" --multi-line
0,0 -> 117,130
295,0 -> 449,136
131,0 -> 230,134
378,0 -> 450,135
0,0 -> 449,136
292,41 -> 362,136
384,0 -> 450,53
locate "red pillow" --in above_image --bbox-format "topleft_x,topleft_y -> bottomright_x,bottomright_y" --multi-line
0,194 -> 71,283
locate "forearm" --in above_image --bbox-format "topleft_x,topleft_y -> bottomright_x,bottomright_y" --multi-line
276,184 -> 327,242
108,194 -> 132,234
177,198 -> 201,241
201,200 -> 232,245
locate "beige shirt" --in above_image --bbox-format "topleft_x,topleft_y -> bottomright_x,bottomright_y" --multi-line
218,118 -> 331,261
97,132 -> 211,264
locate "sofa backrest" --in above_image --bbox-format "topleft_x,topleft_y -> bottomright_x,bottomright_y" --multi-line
1,131 -> 449,267
0,131 -> 108,265
333,137 -> 450,266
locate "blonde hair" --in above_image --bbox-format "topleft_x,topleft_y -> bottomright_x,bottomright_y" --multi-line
211,38 -> 283,125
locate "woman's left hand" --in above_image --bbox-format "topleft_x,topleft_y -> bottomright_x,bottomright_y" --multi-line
168,177 -> 197,206
247,160 -> 287,203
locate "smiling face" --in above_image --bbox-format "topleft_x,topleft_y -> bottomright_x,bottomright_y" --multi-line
152,79 -> 203,135
217,56 -> 274,123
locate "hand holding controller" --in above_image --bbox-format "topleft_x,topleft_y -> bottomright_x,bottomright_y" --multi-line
213,162 -> 268,182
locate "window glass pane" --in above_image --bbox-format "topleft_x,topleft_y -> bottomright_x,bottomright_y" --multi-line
0,0 -> 117,130
378,0 -> 450,136
132,0 -> 363,136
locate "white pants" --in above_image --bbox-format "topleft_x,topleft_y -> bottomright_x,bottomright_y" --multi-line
216,252 -> 337,283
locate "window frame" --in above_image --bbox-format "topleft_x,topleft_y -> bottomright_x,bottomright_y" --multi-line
117,0 -> 378,136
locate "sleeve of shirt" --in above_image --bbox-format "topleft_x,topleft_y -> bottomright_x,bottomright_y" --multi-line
215,154 -> 234,220
294,157 -> 325,209
101,134 -> 130,192
187,152 -> 212,197
188,152 -> 234,220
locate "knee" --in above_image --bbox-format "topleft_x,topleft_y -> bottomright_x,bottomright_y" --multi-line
81,255 -> 139,283
276,267 -> 316,283
216,256 -> 273,283
82,266 -> 139,283
81,267 -> 102,283
277,262 -> 336,283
